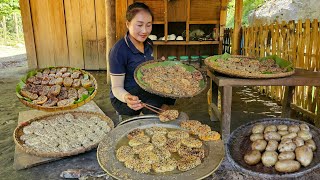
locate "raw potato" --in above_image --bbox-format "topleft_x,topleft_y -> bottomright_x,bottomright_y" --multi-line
264,125 -> 277,133
252,124 -> 264,134
251,140 -> 267,151
293,137 -> 304,147
275,160 -> 301,173
278,130 -> 289,136
264,132 -> 281,141
281,138 -> 293,144
250,133 -> 264,142
281,132 -> 297,140
265,140 -> 278,151
295,145 -> 313,167
288,125 -> 300,133
277,125 -> 288,131
300,124 -> 310,131
278,151 -> 295,160
278,142 -> 296,152
297,130 -> 312,141
261,151 -> 278,167
305,139 -> 316,151
244,150 -> 261,165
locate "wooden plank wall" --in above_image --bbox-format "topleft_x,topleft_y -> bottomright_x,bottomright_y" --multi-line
21,0 -> 106,70
241,20 -> 320,121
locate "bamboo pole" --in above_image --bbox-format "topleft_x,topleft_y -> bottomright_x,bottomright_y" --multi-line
232,0 -> 243,55
106,0 -> 116,84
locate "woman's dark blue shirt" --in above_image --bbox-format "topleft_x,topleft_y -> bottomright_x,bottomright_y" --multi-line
109,33 -> 154,98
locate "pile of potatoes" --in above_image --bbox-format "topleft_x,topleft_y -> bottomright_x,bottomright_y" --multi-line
244,123 -> 316,173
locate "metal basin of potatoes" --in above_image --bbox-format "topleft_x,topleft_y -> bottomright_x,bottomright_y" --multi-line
226,118 -> 320,178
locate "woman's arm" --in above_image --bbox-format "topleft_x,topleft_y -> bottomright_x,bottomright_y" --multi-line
110,74 -> 128,102
110,74 -> 143,110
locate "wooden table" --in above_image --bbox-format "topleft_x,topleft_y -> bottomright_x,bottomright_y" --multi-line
207,69 -> 320,141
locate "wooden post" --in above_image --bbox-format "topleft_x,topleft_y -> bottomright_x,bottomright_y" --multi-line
219,0 -> 228,54
19,0 -> 37,69
106,0 -> 116,84
232,0 -> 243,55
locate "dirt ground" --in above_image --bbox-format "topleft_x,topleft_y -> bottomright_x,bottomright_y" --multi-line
0,47 -> 319,179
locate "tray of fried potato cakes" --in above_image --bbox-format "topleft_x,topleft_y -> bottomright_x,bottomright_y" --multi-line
97,118 -> 224,180
134,60 -> 207,98
16,67 -> 97,111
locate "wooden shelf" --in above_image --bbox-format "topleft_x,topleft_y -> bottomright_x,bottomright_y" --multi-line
153,41 -> 219,45
189,20 -> 220,25
153,21 -> 165,24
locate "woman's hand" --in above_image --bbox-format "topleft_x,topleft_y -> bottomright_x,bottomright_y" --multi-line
124,94 -> 143,110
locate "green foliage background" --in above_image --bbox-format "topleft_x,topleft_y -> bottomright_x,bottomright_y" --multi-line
0,0 -> 24,46
226,0 -> 266,28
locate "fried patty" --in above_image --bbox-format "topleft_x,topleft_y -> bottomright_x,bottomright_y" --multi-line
152,158 -> 177,173
198,131 -> 221,141
151,134 -> 167,147
153,146 -> 171,160
180,120 -> 201,134
177,156 -> 201,171
132,143 -> 154,154
181,137 -> 203,148
167,130 -> 190,140
127,128 -> 144,139
116,145 -> 134,162
145,127 -> 168,136
164,139 -> 181,153
128,135 -> 151,147
139,151 -> 159,164
178,145 -> 205,159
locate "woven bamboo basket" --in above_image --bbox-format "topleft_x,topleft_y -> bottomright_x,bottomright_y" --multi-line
205,55 -> 295,79
227,118 -> 320,178
13,111 -> 114,158
134,60 -> 207,98
16,67 -> 98,112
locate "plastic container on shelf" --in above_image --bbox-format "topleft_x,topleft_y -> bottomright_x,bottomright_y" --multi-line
190,55 -> 200,69
179,56 -> 189,64
167,56 -> 177,61
200,55 -> 209,67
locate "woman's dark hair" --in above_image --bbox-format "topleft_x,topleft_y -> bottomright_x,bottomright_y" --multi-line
126,2 -> 154,22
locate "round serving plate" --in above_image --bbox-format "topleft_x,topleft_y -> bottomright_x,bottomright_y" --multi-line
134,60 -> 207,98
97,118 -> 224,180
226,118 -> 320,178
205,55 -> 295,79
14,111 -> 114,158
16,67 -> 98,112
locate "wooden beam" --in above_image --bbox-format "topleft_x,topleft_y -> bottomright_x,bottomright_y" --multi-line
64,0 -> 84,69
219,0 -> 228,54
19,0 -> 37,69
232,0 -> 243,55
96,0 -> 107,70
106,0 -> 116,84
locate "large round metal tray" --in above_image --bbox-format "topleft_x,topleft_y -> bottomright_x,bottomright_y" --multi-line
226,118 -> 320,178
97,118 -> 224,180
205,55 -> 295,79
134,60 -> 207,98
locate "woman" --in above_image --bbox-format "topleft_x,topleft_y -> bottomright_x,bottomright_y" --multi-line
109,2 -> 175,116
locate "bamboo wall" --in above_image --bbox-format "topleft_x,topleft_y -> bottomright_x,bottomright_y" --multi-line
241,19 -> 320,121
20,0 -> 106,70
